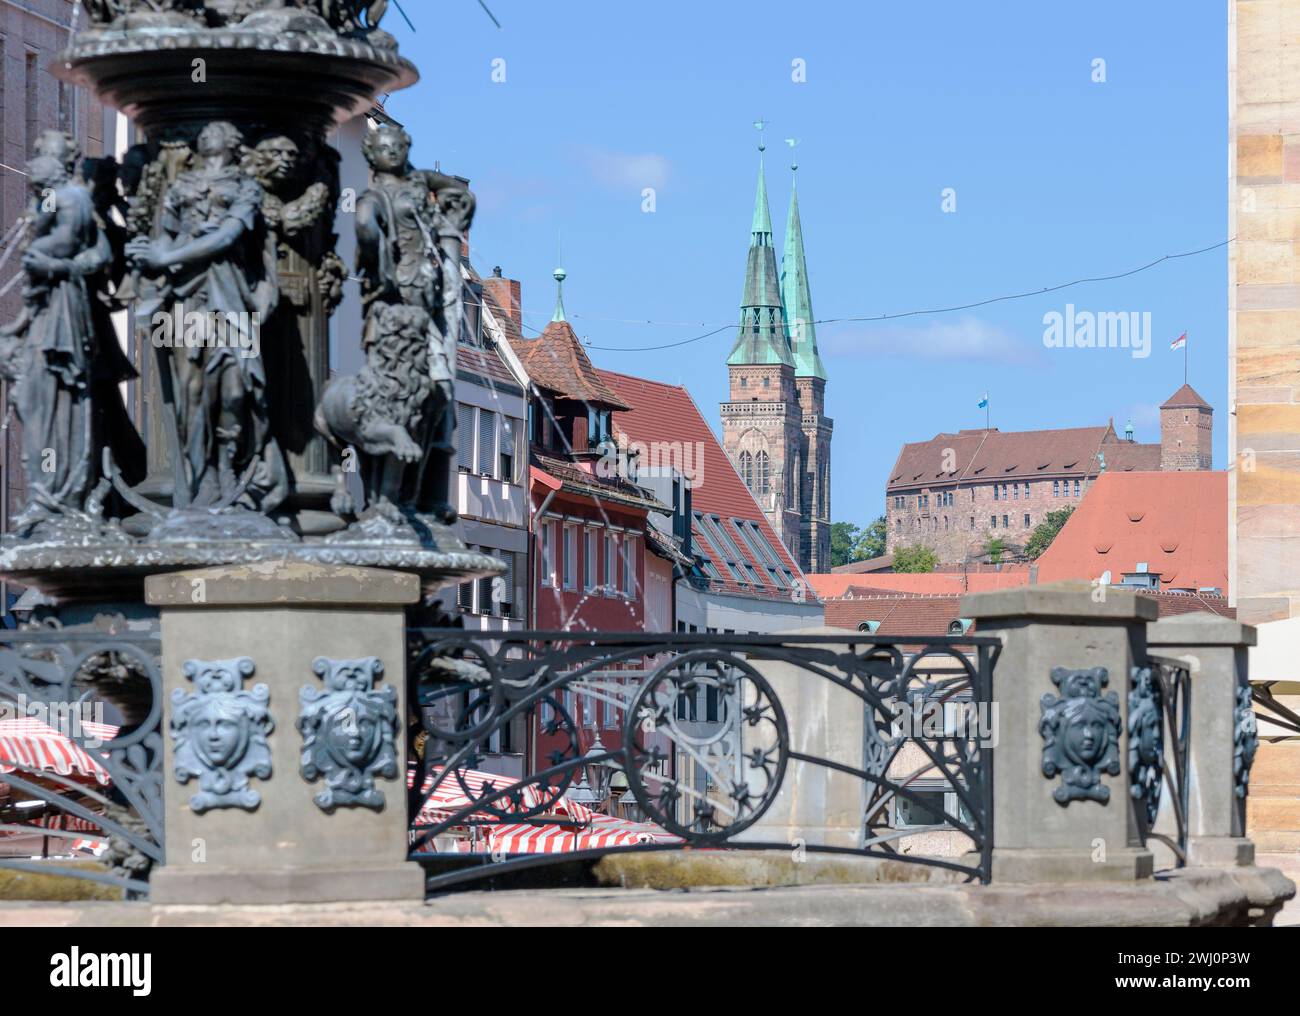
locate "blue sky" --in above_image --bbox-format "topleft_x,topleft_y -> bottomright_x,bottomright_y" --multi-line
385,1 -> 1227,531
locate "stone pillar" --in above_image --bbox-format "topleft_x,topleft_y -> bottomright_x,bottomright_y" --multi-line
145,562 -> 424,905
1146,611 -> 1257,867
741,629 -> 867,849
962,583 -> 1156,882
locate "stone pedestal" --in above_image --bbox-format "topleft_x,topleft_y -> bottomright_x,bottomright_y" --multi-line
962,583 -> 1155,883
145,562 -> 423,904
741,630 -> 867,849
1146,611 -> 1257,868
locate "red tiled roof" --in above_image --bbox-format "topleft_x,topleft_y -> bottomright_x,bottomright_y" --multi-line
1034,470 -> 1228,593
510,321 -> 630,409
831,554 -> 894,574
823,593 -> 968,637
805,571 -> 1031,600
598,369 -> 807,602
1161,383 -> 1211,410
531,452 -> 667,513
823,587 -> 1233,636
887,425 -> 1116,490
1105,442 -> 1163,471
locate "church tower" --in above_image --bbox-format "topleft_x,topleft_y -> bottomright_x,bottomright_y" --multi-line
781,151 -> 832,573
721,125 -> 804,564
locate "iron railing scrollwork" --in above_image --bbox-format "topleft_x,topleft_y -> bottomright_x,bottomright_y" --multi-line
1130,656 -> 1191,867
0,627 -> 164,896
406,630 -> 999,891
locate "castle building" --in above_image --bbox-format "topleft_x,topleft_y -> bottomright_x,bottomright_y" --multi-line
721,136 -> 832,572
883,383 -> 1215,565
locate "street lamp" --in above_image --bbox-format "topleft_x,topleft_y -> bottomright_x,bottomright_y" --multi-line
584,733 -> 614,807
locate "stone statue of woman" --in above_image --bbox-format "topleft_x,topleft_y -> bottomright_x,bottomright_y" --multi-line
344,123 -> 474,527
126,120 -> 288,520
0,131 -> 144,538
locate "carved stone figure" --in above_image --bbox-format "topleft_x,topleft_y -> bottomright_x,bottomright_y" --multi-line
0,131 -> 145,538
84,0 -> 390,36
1127,665 -> 1163,827
315,302 -> 436,526
299,655 -> 397,811
126,120 -> 288,517
247,133 -> 345,486
1040,666 -> 1121,805
317,124 -> 474,539
171,656 -> 272,812
1234,680 -> 1258,800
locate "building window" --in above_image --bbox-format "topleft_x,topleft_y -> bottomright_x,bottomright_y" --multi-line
993,485 -> 999,501
25,52 -> 38,155
499,416 -> 517,483
476,408 -> 496,476
458,579 -> 474,611
1024,514 -> 1031,528
476,545 -> 495,615
738,451 -> 753,489
990,516 -> 996,528
604,532 -> 617,594
970,516 -> 975,529
587,407 -> 612,449
603,694 -> 617,729
1024,482 -> 1031,498
1013,484 -> 1019,500
456,404 -> 475,471
584,528 -> 598,591
1074,479 -> 1080,497
541,521 -> 556,587
755,451 -> 770,494
622,537 -> 636,596
1052,480 -> 1060,497
57,80 -> 75,136
1002,514 -> 1009,528
497,552 -> 518,619
562,525 -> 577,590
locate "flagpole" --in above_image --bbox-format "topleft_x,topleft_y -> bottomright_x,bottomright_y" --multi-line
1184,334 -> 1188,385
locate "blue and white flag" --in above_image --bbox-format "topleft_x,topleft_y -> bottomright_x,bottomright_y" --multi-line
977,393 -> 989,409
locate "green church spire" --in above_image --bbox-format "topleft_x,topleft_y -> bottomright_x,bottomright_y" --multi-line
551,265 -> 567,322
727,122 -> 794,369
780,155 -> 827,380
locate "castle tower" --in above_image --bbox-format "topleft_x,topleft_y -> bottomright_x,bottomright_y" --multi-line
721,126 -> 804,561
1159,383 -> 1213,471
781,152 -> 832,573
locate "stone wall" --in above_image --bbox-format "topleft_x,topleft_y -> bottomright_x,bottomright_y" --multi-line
885,475 -> 1089,562
1230,0 -> 1300,626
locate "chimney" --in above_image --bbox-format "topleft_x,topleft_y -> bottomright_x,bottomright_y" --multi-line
482,266 -> 523,331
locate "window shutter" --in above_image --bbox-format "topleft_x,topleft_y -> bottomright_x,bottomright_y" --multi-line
456,405 -> 475,470
477,409 -> 496,476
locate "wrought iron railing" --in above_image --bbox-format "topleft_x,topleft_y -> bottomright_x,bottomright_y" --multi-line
406,629 -> 999,891
0,627 -> 164,896
1130,655 -> 1191,866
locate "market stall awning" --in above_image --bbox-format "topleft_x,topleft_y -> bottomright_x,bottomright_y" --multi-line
408,764 -> 677,854
483,812 -> 679,854
0,719 -> 118,785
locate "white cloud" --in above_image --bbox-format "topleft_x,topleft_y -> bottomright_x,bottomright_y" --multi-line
582,148 -> 671,191
820,316 -> 1044,366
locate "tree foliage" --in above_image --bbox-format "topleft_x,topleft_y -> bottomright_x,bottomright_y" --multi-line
893,544 -> 938,573
1025,507 -> 1075,560
830,517 -> 888,568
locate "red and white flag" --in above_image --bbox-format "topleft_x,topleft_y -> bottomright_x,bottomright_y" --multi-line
1170,331 -> 1187,351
